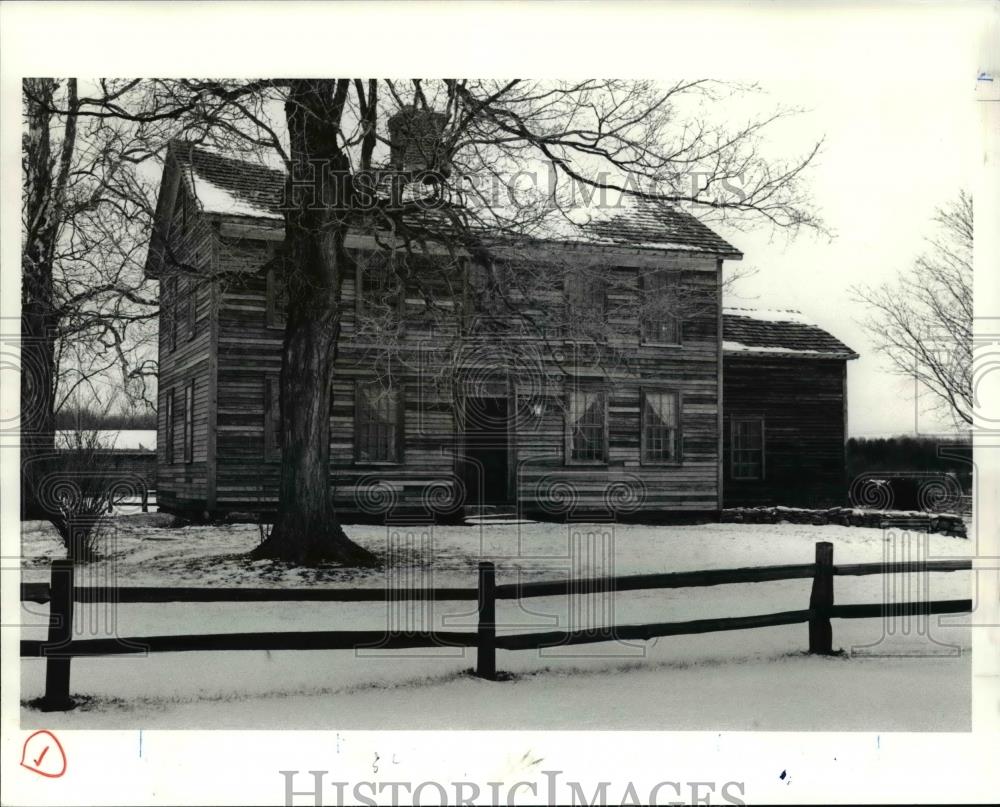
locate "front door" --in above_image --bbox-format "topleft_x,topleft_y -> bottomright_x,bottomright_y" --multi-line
463,396 -> 511,505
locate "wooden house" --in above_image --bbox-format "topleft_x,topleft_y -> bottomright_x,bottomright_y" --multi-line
722,308 -> 858,508
144,141 -> 855,521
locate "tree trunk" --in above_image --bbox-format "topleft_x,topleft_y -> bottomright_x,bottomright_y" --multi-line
252,79 -> 377,566
20,290 -> 58,520
20,79 -> 64,519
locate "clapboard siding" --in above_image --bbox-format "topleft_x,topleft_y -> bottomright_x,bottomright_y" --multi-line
722,355 -> 848,508
154,207 -> 728,518
155,179 -> 219,512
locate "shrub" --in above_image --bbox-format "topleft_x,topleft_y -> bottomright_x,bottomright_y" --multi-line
28,431 -> 143,562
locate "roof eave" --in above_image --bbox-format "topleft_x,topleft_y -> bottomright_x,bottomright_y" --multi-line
203,212 -> 743,259
724,349 -> 859,361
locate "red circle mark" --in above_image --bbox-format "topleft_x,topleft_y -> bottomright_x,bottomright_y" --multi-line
20,730 -> 67,778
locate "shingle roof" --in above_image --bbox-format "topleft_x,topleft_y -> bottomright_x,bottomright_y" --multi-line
578,195 -> 741,256
171,142 -> 285,220
168,142 -> 741,257
723,308 -> 858,360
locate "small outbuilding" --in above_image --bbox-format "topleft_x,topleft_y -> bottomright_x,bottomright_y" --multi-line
722,308 -> 858,508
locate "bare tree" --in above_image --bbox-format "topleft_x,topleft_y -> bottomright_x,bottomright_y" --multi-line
20,77 -> 261,521
226,78 -> 821,564
33,78 -> 824,564
854,191 -> 973,428
21,79 -> 165,518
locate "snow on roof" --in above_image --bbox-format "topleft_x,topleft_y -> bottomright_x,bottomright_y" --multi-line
722,309 -> 858,360
722,306 -> 812,325
168,142 -> 741,257
189,172 -> 282,221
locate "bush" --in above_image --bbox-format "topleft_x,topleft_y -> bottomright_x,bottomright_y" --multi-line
26,431 -> 145,562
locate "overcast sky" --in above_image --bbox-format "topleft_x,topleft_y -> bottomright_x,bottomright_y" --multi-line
2,2 -> 987,438
714,73 -> 977,437
169,71 -> 979,439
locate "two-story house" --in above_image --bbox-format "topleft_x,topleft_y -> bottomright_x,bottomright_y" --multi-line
144,139 -> 856,521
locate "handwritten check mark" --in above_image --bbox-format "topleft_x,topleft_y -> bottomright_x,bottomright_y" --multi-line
33,746 -> 49,767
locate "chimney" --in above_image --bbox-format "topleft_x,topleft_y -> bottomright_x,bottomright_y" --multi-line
387,106 -> 450,178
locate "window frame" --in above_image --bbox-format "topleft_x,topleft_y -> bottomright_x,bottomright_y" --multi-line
564,386 -> 609,466
265,264 -> 288,330
354,251 -> 405,332
165,389 -> 175,464
353,380 -> 405,465
164,276 -> 178,353
640,387 -> 683,466
183,381 -> 194,464
639,268 -> 683,347
564,270 -> 609,341
263,374 -> 282,462
185,277 -> 197,340
730,415 -> 766,481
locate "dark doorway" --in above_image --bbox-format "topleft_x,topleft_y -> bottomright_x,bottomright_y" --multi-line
462,396 -> 511,505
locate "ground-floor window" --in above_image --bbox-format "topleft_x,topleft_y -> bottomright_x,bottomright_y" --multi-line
263,375 -> 281,461
566,388 -> 608,463
165,389 -> 175,464
184,381 -> 194,464
355,381 -> 402,463
641,388 -> 680,463
731,416 -> 765,480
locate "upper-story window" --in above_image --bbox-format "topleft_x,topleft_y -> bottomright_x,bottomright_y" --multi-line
164,276 -> 178,353
266,264 -> 288,329
565,388 -> 608,464
639,269 -> 682,345
185,277 -> 197,340
565,271 -> 608,339
356,252 -> 403,331
641,388 -> 681,464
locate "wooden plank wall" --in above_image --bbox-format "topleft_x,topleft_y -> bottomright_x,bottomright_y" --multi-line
722,355 -> 848,508
155,178 -> 217,512
205,239 -> 721,519
509,258 -> 721,516
212,237 -> 462,517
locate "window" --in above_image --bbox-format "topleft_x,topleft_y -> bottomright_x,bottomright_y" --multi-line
565,272 -> 607,339
263,375 -> 282,461
355,381 -> 402,463
641,389 -> 681,464
731,417 -> 765,480
356,252 -> 402,329
566,389 -> 608,464
266,265 -> 288,329
640,269 -> 682,344
183,382 -> 194,464
164,276 -> 178,352
165,390 -> 175,464
185,278 -> 197,340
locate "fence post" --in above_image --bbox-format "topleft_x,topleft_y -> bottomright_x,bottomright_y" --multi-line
41,559 -> 75,711
477,561 -> 497,680
809,541 -> 834,655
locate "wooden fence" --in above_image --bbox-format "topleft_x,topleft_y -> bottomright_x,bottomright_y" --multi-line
20,542 -> 972,711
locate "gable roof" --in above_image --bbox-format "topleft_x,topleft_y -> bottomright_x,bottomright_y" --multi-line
166,141 -> 742,258
723,308 -> 858,360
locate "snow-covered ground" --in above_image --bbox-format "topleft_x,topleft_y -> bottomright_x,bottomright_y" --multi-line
20,518 -> 972,730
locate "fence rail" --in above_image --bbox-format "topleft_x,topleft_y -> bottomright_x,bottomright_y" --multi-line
20,543 -> 972,711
